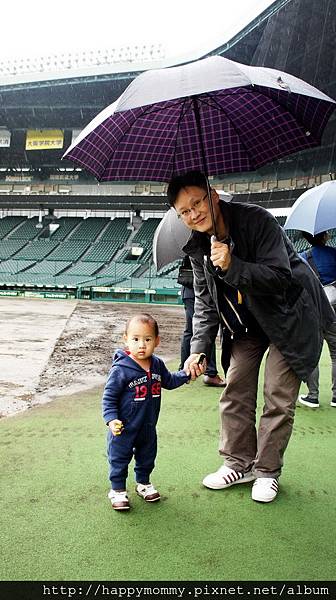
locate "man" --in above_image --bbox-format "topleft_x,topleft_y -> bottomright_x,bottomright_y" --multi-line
299,230 -> 336,408
167,170 -> 334,503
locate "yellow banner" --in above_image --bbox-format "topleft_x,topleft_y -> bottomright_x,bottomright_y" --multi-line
26,129 -> 64,150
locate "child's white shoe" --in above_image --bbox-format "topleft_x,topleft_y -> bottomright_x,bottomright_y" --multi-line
136,483 -> 160,502
108,489 -> 130,510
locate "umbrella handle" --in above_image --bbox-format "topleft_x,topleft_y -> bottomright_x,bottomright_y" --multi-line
210,234 -> 231,276
192,97 -> 218,239
197,353 -> 206,365
205,172 -> 218,240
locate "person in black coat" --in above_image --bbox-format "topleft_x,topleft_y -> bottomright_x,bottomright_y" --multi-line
167,170 -> 334,504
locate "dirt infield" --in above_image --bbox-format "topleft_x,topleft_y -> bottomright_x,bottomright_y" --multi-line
0,298 -> 185,418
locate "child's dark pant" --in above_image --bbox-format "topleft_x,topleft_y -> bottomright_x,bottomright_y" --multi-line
107,426 -> 157,490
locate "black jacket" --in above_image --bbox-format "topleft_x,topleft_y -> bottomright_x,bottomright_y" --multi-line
183,201 -> 335,380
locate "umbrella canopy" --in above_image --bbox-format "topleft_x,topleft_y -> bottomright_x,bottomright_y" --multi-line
153,191 -> 232,270
63,55 -> 335,182
152,208 -> 190,270
284,181 -> 336,235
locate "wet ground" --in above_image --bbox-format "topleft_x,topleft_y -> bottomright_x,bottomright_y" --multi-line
0,298 -> 185,418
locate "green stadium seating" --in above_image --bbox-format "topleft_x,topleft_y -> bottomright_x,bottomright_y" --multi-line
142,260 -> 181,279
54,274 -> 97,286
276,216 -> 286,226
0,259 -> 36,274
98,262 -> 141,279
117,244 -> 153,265
100,218 -> 130,242
0,215 -> 181,292
13,240 -> 60,260
46,240 -> 90,261
132,218 -> 161,245
0,216 -> 25,239
0,240 -> 27,259
50,217 -> 83,240
23,260 -> 71,275
7,217 -> 40,240
82,240 -> 121,262
62,261 -> 103,276
121,276 -> 180,289
68,217 -> 110,241
294,239 -> 310,253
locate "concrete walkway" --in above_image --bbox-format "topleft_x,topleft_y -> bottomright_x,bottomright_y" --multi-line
0,297 -> 77,417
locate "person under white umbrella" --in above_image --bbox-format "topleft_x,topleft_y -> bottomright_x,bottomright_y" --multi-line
298,230 -> 336,409
284,180 -> 336,408
284,181 -> 336,235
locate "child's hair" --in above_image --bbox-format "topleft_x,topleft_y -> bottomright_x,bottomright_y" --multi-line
125,313 -> 159,337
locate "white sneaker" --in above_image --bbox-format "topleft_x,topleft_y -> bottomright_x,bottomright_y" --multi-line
136,483 -> 160,502
107,489 -> 130,510
202,465 -> 255,490
298,394 -> 319,408
251,478 -> 278,503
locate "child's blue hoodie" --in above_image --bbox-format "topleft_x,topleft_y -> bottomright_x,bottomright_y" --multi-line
102,349 -> 189,430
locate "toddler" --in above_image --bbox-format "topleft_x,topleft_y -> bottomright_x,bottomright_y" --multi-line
102,312 -> 190,510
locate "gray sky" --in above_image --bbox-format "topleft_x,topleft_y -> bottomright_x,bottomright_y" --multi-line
2,0 -> 275,62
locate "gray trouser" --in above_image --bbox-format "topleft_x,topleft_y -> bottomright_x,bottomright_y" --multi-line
306,320 -> 336,401
219,336 -> 300,479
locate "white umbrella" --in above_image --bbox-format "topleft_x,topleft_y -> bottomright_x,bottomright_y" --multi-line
284,180 -> 336,235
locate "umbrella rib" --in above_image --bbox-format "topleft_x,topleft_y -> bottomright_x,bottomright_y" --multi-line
129,97 -> 185,116
201,89 -> 321,146
121,98 -> 192,181
96,102 -> 177,177
101,99 -> 191,178
170,98 -> 192,177
198,94 -> 260,170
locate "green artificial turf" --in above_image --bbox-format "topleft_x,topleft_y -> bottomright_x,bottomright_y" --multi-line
1,345 -> 335,581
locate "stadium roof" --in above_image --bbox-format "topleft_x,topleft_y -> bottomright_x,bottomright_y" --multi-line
0,0 -> 276,86
0,0 -> 334,188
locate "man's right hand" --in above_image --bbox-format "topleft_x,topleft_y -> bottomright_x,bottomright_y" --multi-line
183,353 -> 207,380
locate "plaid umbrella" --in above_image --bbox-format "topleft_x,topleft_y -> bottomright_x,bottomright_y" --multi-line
63,55 -> 335,183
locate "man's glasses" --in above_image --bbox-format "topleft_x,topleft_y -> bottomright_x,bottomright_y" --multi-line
176,192 -> 209,220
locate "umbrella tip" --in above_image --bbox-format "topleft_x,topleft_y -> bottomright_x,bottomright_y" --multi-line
277,76 -> 291,92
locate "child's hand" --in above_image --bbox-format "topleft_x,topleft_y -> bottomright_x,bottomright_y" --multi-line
109,419 -> 124,436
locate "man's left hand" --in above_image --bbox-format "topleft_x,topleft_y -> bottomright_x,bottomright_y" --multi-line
210,239 -> 231,271
184,353 -> 207,380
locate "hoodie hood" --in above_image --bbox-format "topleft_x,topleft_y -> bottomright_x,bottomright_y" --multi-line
112,348 -> 150,372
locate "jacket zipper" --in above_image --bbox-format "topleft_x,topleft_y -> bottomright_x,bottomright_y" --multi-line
220,295 -> 248,339
224,293 -> 245,326
147,369 -> 151,400
220,311 -> 234,338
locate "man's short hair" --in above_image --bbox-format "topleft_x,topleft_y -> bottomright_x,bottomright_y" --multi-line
167,170 -> 208,207
301,231 -> 327,246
